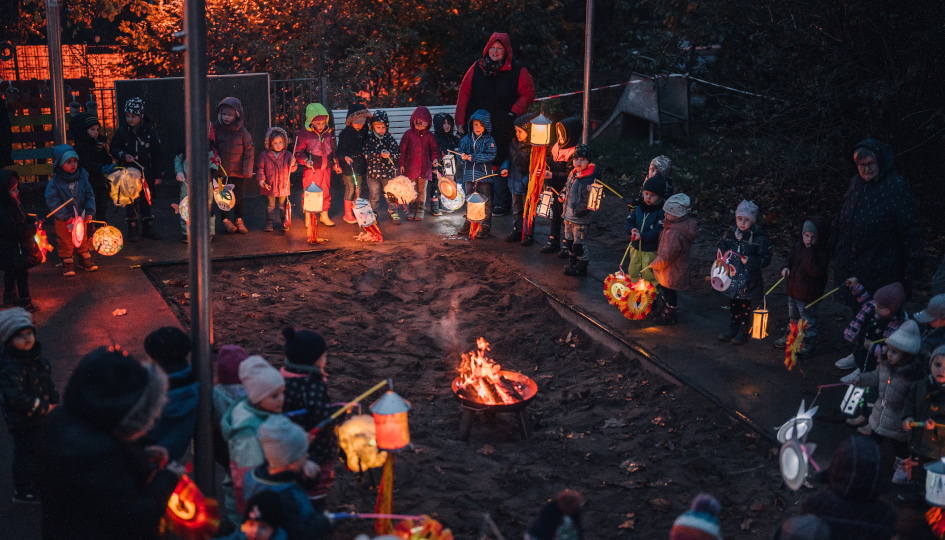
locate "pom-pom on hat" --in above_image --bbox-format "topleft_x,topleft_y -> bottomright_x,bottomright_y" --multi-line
0,307 -> 34,345
238,356 -> 285,405
216,344 -> 249,385
244,490 -> 284,529
283,326 -> 327,373
124,97 -> 145,116
258,415 -> 309,470
873,282 -> 905,314
736,200 -> 758,222
886,319 -> 921,355
572,144 -> 591,161
664,193 -> 691,218
144,327 -> 191,370
641,172 -> 668,200
670,493 -> 721,540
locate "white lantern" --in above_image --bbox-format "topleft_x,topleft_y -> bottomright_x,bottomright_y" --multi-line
710,260 -> 732,292
530,114 -> 552,147
587,182 -> 604,211
353,198 -> 375,227
440,183 -> 465,211
536,188 -> 554,218
466,193 -> 487,222
442,154 -> 456,177
303,183 -> 324,213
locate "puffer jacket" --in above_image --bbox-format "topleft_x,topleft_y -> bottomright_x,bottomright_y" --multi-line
561,164 -> 599,225
857,357 -> 924,441
336,104 -> 370,177
398,106 -> 441,180
294,103 -> 336,187
45,145 -> 96,220
257,127 -> 298,198
784,215 -> 832,303
716,223 -> 773,301
211,97 -> 255,178
624,201 -> 665,253
281,366 -> 339,466
904,376 -> 945,459
0,170 -> 38,272
69,113 -> 111,192
650,213 -> 699,291
0,341 -> 58,433
363,110 -> 400,180
109,113 -> 164,180
459,109 -> 497,183
221,399 -> 275,517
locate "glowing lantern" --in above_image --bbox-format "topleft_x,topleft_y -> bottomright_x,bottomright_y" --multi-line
337,414 -> 388,471
440,183 -> 465,211
530,114 -> 552,147
91,225 -> 124,256
441,154 -> 457,177
33,227 -> 53,263
303,182 -> 324,213
603,271 -> 632,306
175,196 -> 190,224
751,306 -> 769,340
587,182 -> 604,211
466,193 -> 486,223
536,188 -> 554,218
213,182 -> 235,212
354,198 -> 376,227
618,279 -> 657,320
438,176 -> 458,200
165,475 -> 220,540
371,390 -> 411,452
69,216 -> 86,248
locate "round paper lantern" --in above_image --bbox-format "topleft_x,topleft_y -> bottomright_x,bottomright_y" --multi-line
438,176 -> 457,200
440,183 -> 465,211
178,196 -> 190,224
337,414 -> 388,471
91,225 -> 124,256
371,391 -> 411,452
69,216 -> 86,248
213,183 -> 235,211
603,271 -> 632,307
165,475 -> 220,539
618,279 -> 657,320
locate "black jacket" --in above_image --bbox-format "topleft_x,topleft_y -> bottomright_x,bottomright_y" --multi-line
109,115 -> 165,180
0,170 -> 38,272
0,342 -> 57,433
69,114 -> 111,192
784,215 -> 832,303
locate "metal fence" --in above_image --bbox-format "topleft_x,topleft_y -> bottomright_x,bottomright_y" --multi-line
270,78 -> 326,135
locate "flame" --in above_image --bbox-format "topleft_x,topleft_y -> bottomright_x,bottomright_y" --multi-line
456,338 -> 518,405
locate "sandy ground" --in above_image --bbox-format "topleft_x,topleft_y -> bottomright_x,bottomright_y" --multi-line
147,245 -> 805,538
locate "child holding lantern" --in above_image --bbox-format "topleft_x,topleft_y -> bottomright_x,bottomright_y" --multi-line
337,104 -> 372,224
456,109 -> 497,238
648,194 -> 699,325
836,279 -> 906,385
624,171 -> 668,286
500,113 -> 537,244
44,144 -> 98,277
211,97 -> 255,234
540,117 -> 581,256
295,103 -> 341,230
716,200 -> 773,345
560,144 -> 599,276
363,110 -> 401,222
903,346 -> 945,468
398,105 -> 442,221
257,127 -> 298,232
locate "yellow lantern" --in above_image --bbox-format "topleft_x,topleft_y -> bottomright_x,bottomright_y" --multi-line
536,188 -> 554,218
371,390 -> 411,452
587,182 -> 604,211
466,193 -> 486,223
303,182 -> 324,213
91,225 -> 124,256
337,414 -> 388,471
751,307 -> 769,339
530,114 -> 552,147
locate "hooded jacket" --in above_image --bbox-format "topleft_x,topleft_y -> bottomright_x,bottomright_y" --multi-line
857,354 -> 924,441
68,113 -> 111,192
243,466 -> 332,540
459,109 -> 498,184
500,113 -> 535,196
294,103 -> 337,185
109,111 -> 164,180
144,365 -> 198,462
717,223 -> 773,301
363,110 -> 400,180
784,215 -> 832,303
455,33 -> 536,134
45,144 -> 96,221
650,213 -> 700,291
625,182 -> 666,253
0,170 -> 38,272
257,127 -> 298,198
336,104 -> 370,177
221,398 -> 275,517
0,341 -> 58,433
211,97 -> 255,178
432,112 -> 460,153
546,117 -> 581,190
561,164 -> 599,225
398,106 -> 441,180
832,138 -> 923,298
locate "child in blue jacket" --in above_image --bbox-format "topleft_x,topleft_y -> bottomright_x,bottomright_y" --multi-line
561,144 -> 600,276
44,145 -> 97,277
624,172 -> 668,286
456,109 -> 497,238
143,327 -> 198,462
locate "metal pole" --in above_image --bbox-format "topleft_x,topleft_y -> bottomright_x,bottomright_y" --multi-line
581,0 -> 594,144
45,0 -> 66,145
183,0 -> 214,494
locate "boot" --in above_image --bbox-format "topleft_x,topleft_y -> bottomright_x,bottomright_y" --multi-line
343,201 -> 358,224
648,295 -> 666,319
79,254 -> 98,272
409,180 -> 426,220
505,221 -> 522,243
430,193 -> 442,216
773,325 -> 793,347
718,321 -> 739,342
730,323 -> 750,345
521,234 -> 534,247
222,218 -> 237,234
141,218 -> 162,240
264,218 -> 274,232
319,212 -> 335,227
15,298 -> 40,312
565,259 -> 589,277
892,457 -> 911,485
558,239 -> 574,260
235,218 -> 248,234
652,305 -> 678,325
475,224 -> 491,238
539,236 -> 560,254
62,258 -> 76,277
457,220 -> 471,235
390,211 -> 402,225
281,208 -> 290,230
126,218 -> 140,243
563,252 -> 578,275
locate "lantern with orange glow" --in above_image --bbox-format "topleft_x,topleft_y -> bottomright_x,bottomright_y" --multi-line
618,279 -> 657,320
337,414 -> 388,471
164,475 -> 219,540
91,225 -> 124,256
371,391 -> 411,452
751,306 -> 769,340
603,271 -> 632,307
587,182 -> 604,211
303,182 -> 325,213
69,215 -> 86,248
442,154 -> 457,178
530,114 -> 552,147
33,227 -> 53,263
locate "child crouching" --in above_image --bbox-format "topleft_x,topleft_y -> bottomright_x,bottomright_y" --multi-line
648,194 -> 698,325
560,144 -> 599,276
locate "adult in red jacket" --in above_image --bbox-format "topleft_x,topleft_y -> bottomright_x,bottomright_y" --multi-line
455,32 -> 536,216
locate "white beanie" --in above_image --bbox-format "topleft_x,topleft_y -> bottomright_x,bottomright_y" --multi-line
886,319 -> 921,355
663,193 -> 690,218
736,200 -> 758,222
238,355 -> 285,405
258,415 -> 309,470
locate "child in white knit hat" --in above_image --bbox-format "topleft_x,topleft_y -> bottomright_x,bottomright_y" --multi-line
716,200 -> 772,345
648,193 -> 698,325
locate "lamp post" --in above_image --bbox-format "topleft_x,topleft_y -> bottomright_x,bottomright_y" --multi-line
45,0 -> 66,145
582,0 -> 594,144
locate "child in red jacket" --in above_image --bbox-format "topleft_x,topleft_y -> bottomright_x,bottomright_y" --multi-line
211,97 -> 255,234
398,106 -> 441,221
256,128 -> 298,232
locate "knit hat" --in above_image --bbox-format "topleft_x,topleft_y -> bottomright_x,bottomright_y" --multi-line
736,200 -> 758,222
345,104 -> 371,126
244,490 -> 284,529
0,307 -> 34,345
144,327 -> 191,370
216,344 -> 249,385
257,415 -> 309,470
572,144 -> 591,161
932,345 -> 945,365
641,172 -> 668,199
124,97 -> 145,116
670,494 -> 721,540
802,219 -> 818,236
915,294 -> 945,324
663,193 -> 691,218
650,155 -> 672,176
513,113 -> 537,134
886,319 -> 921,355
873,282 -> 905,314
283,326 -> 327,373
828,434 -> 885,501
63,346 -> 169,440
239,356 -> 285,405
53,145 -> 79,169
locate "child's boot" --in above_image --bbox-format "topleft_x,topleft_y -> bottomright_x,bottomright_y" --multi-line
141,217 -> 162,240
79,254 -> 98,272
892,457 -> 911,485
390,210 -> 402,225
475,223 -> 491,238
343,201 -> 357,224
319,212 -> 335,227
505,220 -> 522,243
521,233 -> 534,247
235,218 -> 248,234
430,194 -> 442,216
264,218 -> 274,232
730,322 -> 750,345
558,239 -> 574,260
62,258 -> 76,277
222,218 -> 237,234
126,218 -> 140,242
718,321 -> 739,342
281,208 -> 289,230
564,244 -> 588,276
457,219 -> 471,236
653,305 -> 678,325
538,235 -> 559,254
773,324 -> 793,347
410,180 -> 426,220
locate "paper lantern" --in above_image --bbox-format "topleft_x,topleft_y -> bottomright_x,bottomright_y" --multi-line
466,193 -> 486,223
337,414 -> 388,471
177,196 -> 190,224
213,183 -> 235,212
440,183 -> 465,211
442,154 -> 457,177
536,188 -> 554,218
840,385 -> 867,416
587,182 -> 604,211
603,271 -> 632,307
371,391 -> 411,452
779,439 -> 809,492
354,198 -> 376,227
438,176 -> 458,200
530,114 -> 552,147
303,182 -> 324,213
750,307 -> 769,340
91,225 -> 124,256
285,201 -> 292,228
69,216 -> 86,248
165,475 -> 220,540
710,259 -> 732,292
33,228 -> 53,263
618,279 -> 657,320
776,400 -> 818,444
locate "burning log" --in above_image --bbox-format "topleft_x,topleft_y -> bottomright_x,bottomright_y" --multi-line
499,376 -> 525,402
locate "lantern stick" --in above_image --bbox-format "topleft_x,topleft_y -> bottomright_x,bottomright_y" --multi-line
325,512 -> 425,521
618,241 -> 633,272
805,287 -> 840,309
88,220 -> 107,224
447,149 -> 462,155
595,180 -> 624,199
295,379 -> 389,426
475,173 -> 500,182
765,276 -> 786,296
45,197 -> 75,219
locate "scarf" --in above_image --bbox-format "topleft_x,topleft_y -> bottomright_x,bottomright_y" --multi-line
479,56 -> 505,77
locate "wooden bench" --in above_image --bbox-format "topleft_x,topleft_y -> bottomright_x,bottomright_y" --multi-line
330,105 -> 456,142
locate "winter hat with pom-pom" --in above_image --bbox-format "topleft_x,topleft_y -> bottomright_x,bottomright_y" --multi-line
216,344 -> 249,385
885,319 -> 921,355
283,326 -> 327,373
670,493 -> 721,540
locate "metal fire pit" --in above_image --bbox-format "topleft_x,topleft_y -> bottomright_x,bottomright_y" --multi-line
451,370 -> 538,442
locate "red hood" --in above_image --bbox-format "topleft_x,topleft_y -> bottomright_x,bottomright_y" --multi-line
482,32 -> 514,71
410,106 -> 433,130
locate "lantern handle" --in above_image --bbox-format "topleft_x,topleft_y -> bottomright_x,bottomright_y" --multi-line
617,241 -> 633,273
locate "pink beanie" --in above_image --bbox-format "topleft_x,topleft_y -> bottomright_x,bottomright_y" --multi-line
216,344 -> 249,385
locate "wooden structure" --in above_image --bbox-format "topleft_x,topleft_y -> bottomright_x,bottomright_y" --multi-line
592,73 -> 690,144
330,105 -> 455,142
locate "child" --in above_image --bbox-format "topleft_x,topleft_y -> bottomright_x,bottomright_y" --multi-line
0,307 -> 58,503
836,279 -> 906,382
669,494 -> 722,540
294,103 -> 341,228
853,320 -> 924,484
220,490 -> 287,540
213,344 -> 249,528
456,109 -> 497,238
903,346 -> 945,464
363,111 -> 401,222
648,193 -> 698,325
915,295 -> 945,363
221,355 -> 285,523
211,97 -> 255,234
336,104 -> 372,224
109,97 -> 163,241
716,200 -> 773,345
257,128 -> 298,232
68,112 -> 112,223
648,155 -> 674,196
560,144 -> 600,276
500,113 -> 536,244
398,105 -> 441,221
433,112 -> 461,214
539,117 -> 581,256
143,326 -> 198,462
774,216 -> 831,357
624,171 -> 668,286
279,326 -> 339,503
243,415 -> 332,539
174,150 -> 217,243
524,489 -> 584,540
44,144 -> 98,277
1,171 -> 41,310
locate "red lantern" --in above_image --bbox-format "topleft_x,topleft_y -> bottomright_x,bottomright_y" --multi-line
371,391 -> 411,451
164,475 -> 220,540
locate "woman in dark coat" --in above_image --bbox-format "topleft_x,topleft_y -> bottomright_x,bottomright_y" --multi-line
454,32 -> 536,216
0,170 -> 40,310
832,138 -> 923,304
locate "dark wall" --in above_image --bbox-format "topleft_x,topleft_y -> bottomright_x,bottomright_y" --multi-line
114,73 -> 270,180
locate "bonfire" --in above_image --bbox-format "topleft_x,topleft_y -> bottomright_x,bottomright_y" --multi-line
455,338 -> 527,406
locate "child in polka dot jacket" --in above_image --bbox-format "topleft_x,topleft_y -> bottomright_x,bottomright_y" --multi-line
279,326 -> 340,504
